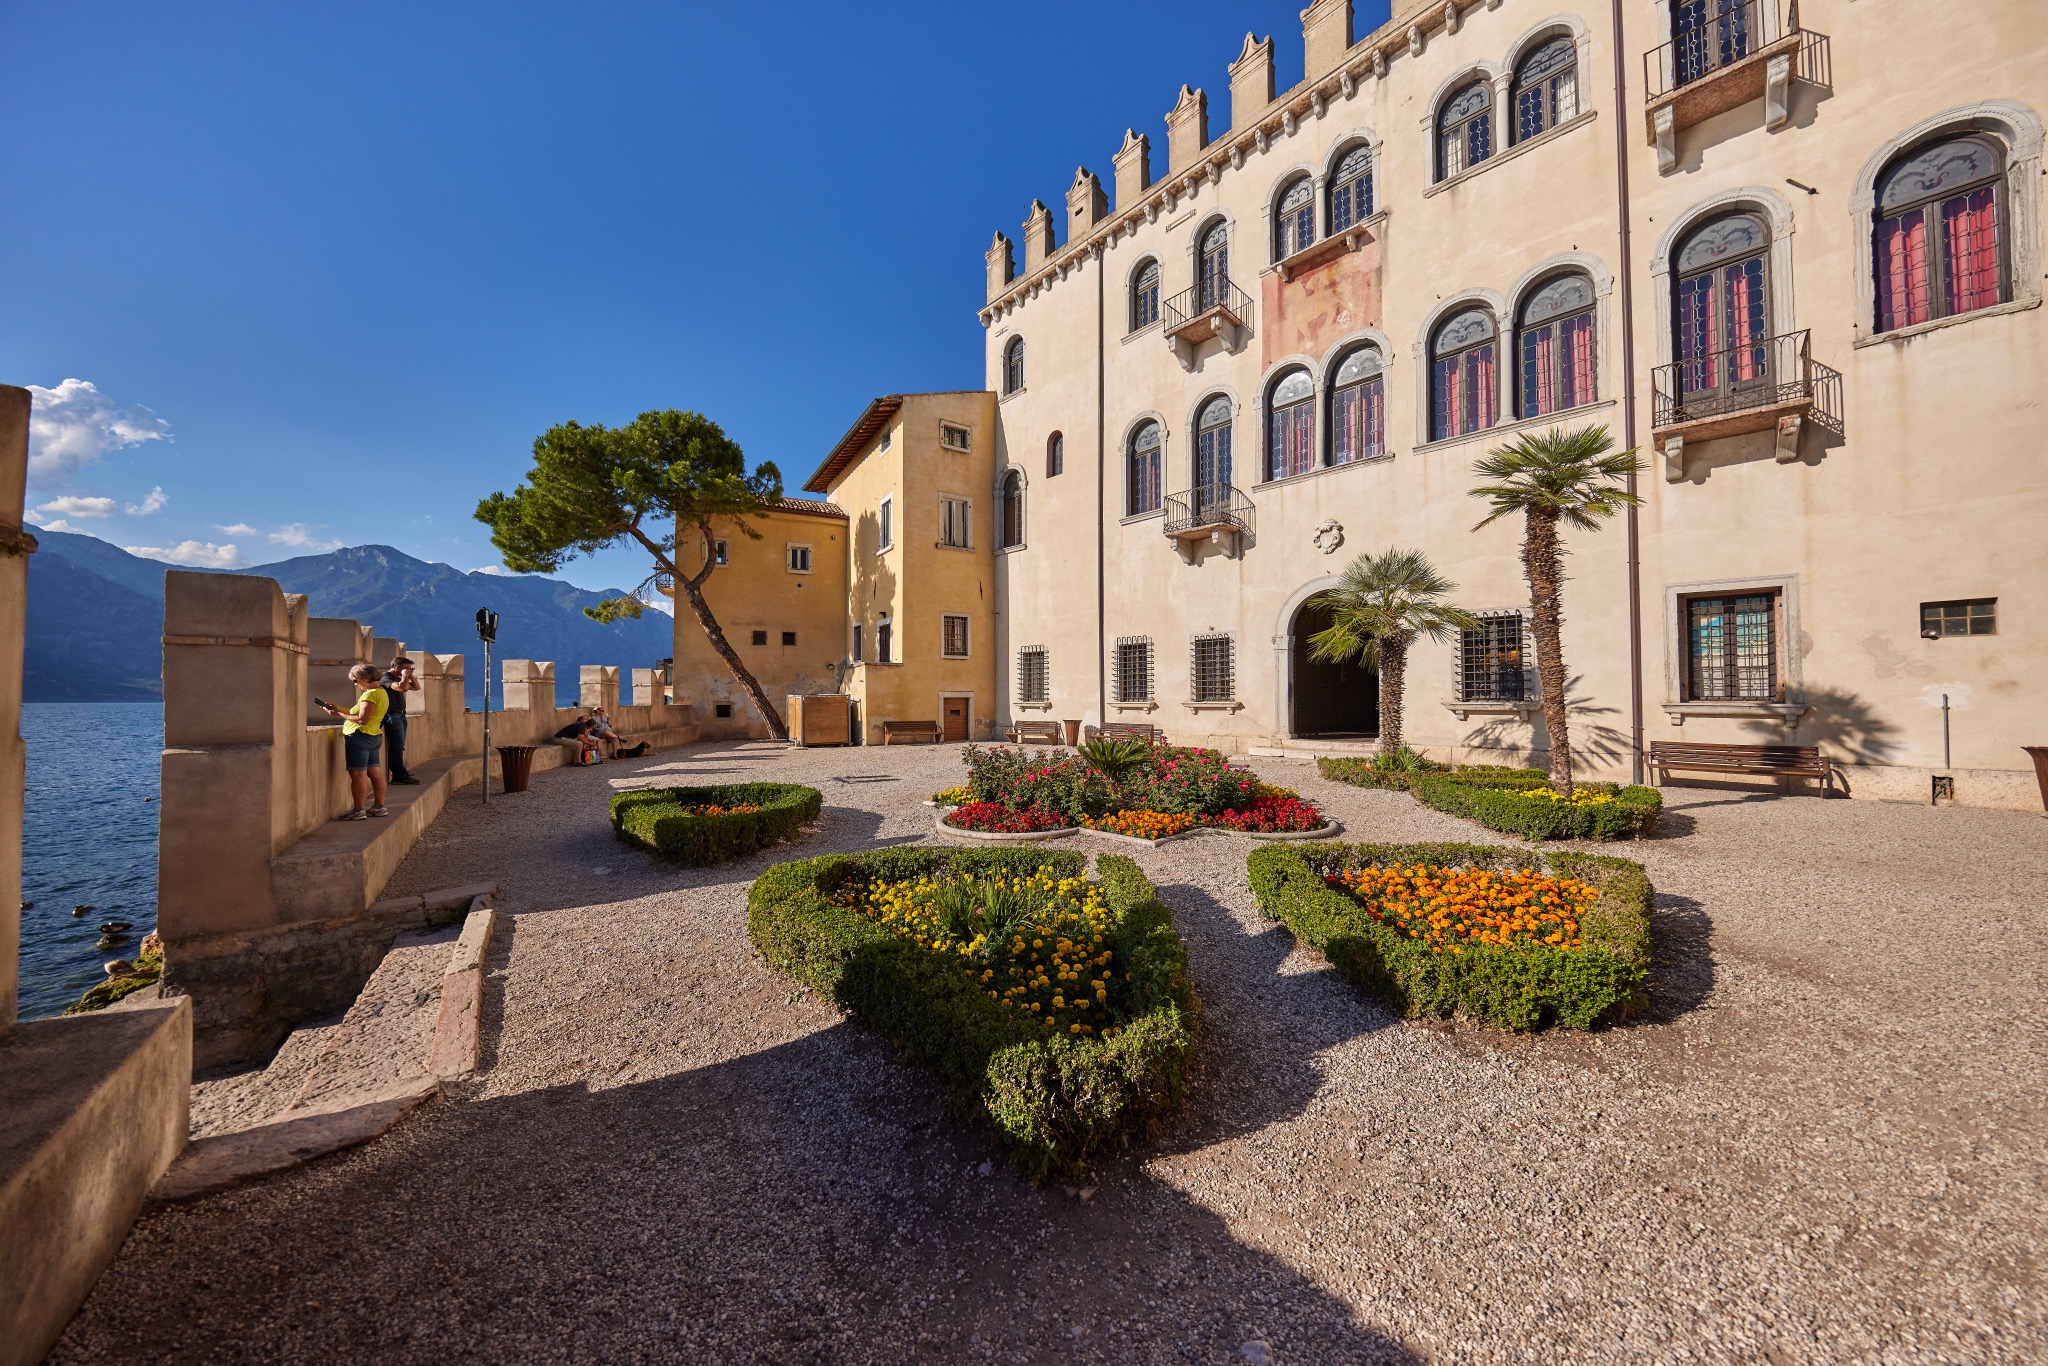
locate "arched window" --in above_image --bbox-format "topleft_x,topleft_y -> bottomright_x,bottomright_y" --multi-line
1517,273 -> 1597,417
1431,308 -> 1498,440
1438,82 -> 1493,180
1674,213 -> 1771,402
1127,421 -> 1162,516
1330,347 -> 1386,464
1046,431 -> 1064,478
1002,336 -> 1025,394
1198,222 -> 1230,310
1275,177 -> 1315,260
999,471 -> 1024,549
1511,37 -> 1579,143
1329,145 -> 1373,233
1266,369 -> 1315,480
1195,395 -> 1234,498
1130,259 -> 1161,332
1874,134 -> 2008,332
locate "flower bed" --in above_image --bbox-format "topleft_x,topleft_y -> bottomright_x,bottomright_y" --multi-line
1408,773 -> 1661,841
953,744 -> 1325,839
928,785 -> 973,807
747,846 -> 1198,1180
610,782 -> 822,865
1247,841 -> 1652,1031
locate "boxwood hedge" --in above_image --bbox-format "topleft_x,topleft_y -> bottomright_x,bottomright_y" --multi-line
1408,774 -> 1662,841
747,846 -> 1198,1182
1247,840 -> 1652,1031
611,782 -> 823,865
1318,757 -> 1545,792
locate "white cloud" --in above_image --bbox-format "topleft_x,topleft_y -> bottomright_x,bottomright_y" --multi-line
124,540 -> 245,569
266,522 -> 343,552
642,596 -> 674,616
33,518 -> 78,534
27,379 -> 171,489
472,565 -> 507,575
215,523 -> 261,537
33,494 -> 118,520
125,486 -> 168,516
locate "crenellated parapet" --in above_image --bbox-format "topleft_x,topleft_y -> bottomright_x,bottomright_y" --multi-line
978,0 -> 1501,325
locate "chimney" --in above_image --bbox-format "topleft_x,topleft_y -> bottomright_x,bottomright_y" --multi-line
1228,33 -> 1276,133
1113,130 -> 1152,208
1066,167 -> 1108,237
986,231 -> 1014,301
1165,86 -> 1210,175
1022,200 -> 1057,273
1301,0 -> 1354,81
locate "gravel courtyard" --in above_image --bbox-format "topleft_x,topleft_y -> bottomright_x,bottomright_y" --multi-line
54,741 -> 2048,1363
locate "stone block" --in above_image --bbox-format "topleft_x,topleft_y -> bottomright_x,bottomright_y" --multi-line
156,746 -> 278,939
149,1078 -> 435,1206
423,883 -> 499,914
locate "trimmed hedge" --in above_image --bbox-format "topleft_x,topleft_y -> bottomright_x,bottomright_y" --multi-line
1408,774 -> 1662,841
1248,840 -> 1652,1031
1318,757 -> 1543,792
747,846 -> 1198,1181
611,782 -> 823,864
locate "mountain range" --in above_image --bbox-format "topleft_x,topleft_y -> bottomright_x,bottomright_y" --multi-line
25,531 -> 676,705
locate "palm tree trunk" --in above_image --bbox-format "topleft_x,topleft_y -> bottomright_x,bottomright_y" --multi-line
1377,633 -> 1410,758
1522,507 -> 1574,794
673,573 -> 789,741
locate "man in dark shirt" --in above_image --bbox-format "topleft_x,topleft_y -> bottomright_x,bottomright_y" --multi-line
381,655 -> 421,785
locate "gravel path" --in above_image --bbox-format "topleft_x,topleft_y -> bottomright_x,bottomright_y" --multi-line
53,741 -> 2048,1363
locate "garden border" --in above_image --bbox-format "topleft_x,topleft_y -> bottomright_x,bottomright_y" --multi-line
611,782 -> 824,865
934,815 -> 1080,843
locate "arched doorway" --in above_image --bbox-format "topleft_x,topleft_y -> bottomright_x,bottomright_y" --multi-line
1290,600 -> 1379,739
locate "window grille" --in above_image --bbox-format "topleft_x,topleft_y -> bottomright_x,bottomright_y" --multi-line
1458,614 -> 1532,701
1113,637 -> 1154,704
751,630 -> 768,646
939,496 -> 971,549
1002,338 -> 1025,395
940,423 -> 972,452
781,631 -> 796,646
942,615 -> 971,658
1017,646 -> 1049,703
1921,598 -> 1995,637
1684,593 -> 1779,700
785,544 -> 811,573
1190,634 -> 1234,703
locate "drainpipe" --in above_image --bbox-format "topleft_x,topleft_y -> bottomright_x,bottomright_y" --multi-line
1611,0 -> 1646,787
1096,245 -> 1108,728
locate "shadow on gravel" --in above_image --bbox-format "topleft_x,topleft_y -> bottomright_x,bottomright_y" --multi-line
1639,893 -> 1716,1024
58,1024 -> 1420,1364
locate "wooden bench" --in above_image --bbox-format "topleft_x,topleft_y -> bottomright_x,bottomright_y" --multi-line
1006,720 -> 1063,745
881,720 -> 943,746
1098,722 -> 1161,746
1647,741 -> 1834,790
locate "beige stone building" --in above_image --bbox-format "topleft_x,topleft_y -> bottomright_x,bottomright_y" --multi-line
970,0 -> 2047,807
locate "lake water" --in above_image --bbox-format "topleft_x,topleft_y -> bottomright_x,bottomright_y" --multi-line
18,702 -> 161,1019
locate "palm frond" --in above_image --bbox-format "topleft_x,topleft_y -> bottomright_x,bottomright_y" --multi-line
1303,547 -> 1478,668
1469,424 -> 1643,531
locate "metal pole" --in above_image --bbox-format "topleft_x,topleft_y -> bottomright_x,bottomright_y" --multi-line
1942,692 -> 1951,770
1611,0 -> 1646,788
482,638 -> 492,805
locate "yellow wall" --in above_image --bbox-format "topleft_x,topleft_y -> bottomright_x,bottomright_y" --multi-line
669,503 -> 850,739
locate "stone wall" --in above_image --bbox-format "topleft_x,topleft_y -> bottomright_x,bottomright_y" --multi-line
156,569 -> 698,1064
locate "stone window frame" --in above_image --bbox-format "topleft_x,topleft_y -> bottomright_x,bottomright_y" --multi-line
996,468 -> 1026,552
1001,336 -> 1026,397
1411,289 -> 1508,448
1015,645 -> 1051,708
1187,386 -> 1241,495
784,543 -> 813,575
1128,256 -> 1163,335
1263,163 -> 1320,266
1848,101 -> 2045,347
937,493 -> 973,551
1505,251 -> 1617,421
941,613 -> 972,660
1120,412 -> 1168,522
1420,16 -> 1597,196
1660,572 -> 1808,730
877,495 -> 894,553
1648,187 -> 1799,373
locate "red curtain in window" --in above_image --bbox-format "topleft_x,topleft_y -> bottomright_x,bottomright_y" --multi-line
1531,326 -> 1556,416
1723,263 -> 1761,382
1469,345 -> 1496,431
1943,186 -> 2001,315
1564,313 -> 1595,406
1875,209 -> 1930,331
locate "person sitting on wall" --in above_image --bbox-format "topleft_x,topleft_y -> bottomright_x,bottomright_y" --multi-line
554,714 -> 603,765
381,653 -> 421,786
323,663 -> 390,820
588,708 -> 650,760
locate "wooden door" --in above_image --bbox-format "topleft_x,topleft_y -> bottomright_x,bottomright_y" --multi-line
942,697 -> 969,743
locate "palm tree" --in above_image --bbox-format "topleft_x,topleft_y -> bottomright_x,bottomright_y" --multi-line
1306,548 -> 1477,758
1470,425 -> 1642,796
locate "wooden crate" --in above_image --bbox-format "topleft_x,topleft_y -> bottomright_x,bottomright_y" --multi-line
787,694 -> 851,747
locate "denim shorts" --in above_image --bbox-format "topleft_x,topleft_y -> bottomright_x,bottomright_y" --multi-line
344,731 -> 383,771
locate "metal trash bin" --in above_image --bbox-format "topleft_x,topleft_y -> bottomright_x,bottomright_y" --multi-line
496,745 -> 538,794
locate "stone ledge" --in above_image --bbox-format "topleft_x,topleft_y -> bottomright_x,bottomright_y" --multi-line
150,1078 -> 437,1206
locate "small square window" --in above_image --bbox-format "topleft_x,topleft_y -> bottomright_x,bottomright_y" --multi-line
940,423 -> 972,453
942,614 -> 971,659
786,544 -> 812,574
714,703 -> 733,719
1920,598 -> 1996,637
751,630 -> 768,646
781,631 -> 797,647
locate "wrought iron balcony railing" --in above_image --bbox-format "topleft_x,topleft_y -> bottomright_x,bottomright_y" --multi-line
1162,280 -> 1252,336
1163,484 -> 1255,540
1644,0 -> 1799,99
1651,328 -> 1843,435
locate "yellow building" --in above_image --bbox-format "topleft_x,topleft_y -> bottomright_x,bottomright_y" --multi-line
667,498 -> 850,741
803,392 -> 1001,745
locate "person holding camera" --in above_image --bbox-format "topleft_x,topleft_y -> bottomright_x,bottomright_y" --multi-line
323,664 -> 389,820
381,654 -> 421,785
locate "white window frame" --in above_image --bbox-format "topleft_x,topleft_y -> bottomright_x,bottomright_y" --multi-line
1016,645 -> 1050,707
941,613 -> 971,659
938,495 -> 973,549
878,495 -> 894,552
713,538 -> 729,566
785,543 -> 812,574
940,422 -> 973,453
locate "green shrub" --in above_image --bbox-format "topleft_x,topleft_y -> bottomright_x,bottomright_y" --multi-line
611,782 -> 823,865
1247,841 -> 1651,1031
1409,774 -> 1661,840
1318,755 -> 1540,792
747,846 -> 1198,1182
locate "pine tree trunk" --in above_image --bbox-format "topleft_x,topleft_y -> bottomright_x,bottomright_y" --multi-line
1377,633 -> 1410,758
674,573 -> 788,742
1522,507 -> 1573,795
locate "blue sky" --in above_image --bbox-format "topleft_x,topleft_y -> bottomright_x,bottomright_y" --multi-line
2,1 -> 1391,596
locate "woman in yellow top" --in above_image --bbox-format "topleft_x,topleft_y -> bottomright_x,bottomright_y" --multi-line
323,663 -> 389,821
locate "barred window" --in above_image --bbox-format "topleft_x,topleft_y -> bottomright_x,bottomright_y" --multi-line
1684,592 -> 1779,701
1921,598 -> 1995,637
940,423 -> 972,452
1190,634 -> 1234,703
1459,614 -> 1531,702
1113,637 -> 1154,704
942,614 -> 971,659
1017,646 -> 1049,703
939,496 -> 971,549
